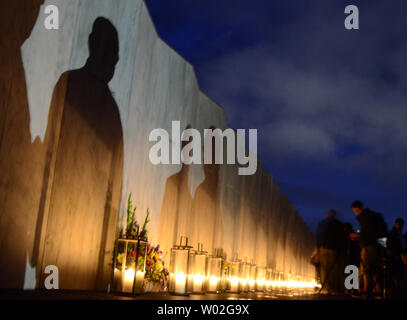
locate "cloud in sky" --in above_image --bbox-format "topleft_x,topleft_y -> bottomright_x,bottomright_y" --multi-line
198,1 -> 407,185
147,0 -> 407,230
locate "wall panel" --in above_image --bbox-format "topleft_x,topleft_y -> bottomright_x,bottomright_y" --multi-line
0,0 -> 316,290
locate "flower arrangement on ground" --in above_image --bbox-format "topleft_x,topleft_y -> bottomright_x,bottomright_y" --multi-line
115,193 -> 169,292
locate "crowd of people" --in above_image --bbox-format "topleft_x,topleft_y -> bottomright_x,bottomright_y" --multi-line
314,200 -> 407,298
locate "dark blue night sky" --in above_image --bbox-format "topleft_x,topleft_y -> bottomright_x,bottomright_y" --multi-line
146,0 -> 407,233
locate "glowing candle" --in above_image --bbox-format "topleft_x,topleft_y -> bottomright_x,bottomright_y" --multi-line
240,278 -> 248,292
230,277 -> 239,292
175,272 -> 187,294
249,279 -> 255,291
134,270 -> 145,293
265,268 -> 273,292
208,276 -> 219,292
193,274 -> 204,293
257,279 -> 265,290
123,268 -> 135,293
220,277 -> 227,291
265,280 -> 272,291
113,268 -> 122,291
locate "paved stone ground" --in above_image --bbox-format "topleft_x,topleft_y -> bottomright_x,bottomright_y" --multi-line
0,289 -> 359,300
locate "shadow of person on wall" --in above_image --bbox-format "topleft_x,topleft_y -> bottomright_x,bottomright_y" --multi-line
0,0 -> 46,289
157,125 -> 194,256
190,126 -> 220,254
39,17 -> 124,290
0,0 -> 44,144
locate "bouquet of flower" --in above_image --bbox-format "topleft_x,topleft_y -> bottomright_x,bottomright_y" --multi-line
116,194 -> 169,291
143,244 -> 169,285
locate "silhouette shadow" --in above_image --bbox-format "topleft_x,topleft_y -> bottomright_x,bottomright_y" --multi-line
0,0 -> 45,288
157,125 -> 193,254
190,126 -> 220,254
37,17 -> 124,290
157,126 -> 221,255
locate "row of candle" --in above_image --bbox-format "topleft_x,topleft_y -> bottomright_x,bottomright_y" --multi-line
114,260 -> 320,296
112,236 -> 320,296
168,237 -> 320,296
115,267 -> 320,296
169,266 -> 320,295
226,269 -> 319,293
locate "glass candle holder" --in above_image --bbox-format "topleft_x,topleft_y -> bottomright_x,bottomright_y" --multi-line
111,234 -> 148,295
169,236 -> 193,296
255,266 -> 266,292
306,277 -> 319,294
265,268 -> 273,292
226,260 -> 241,293
239,261 -> 250,293
277,271 -> 285,294
295,275 -> 304,296
249,263 -> 257,292
270,269 -> 277,291
206,252 -> 223,293
189,243 -> 207,294
220,262 -> 229,292
302,277 -> 310,294
286,273 -> 295,294
282,272 -> 290,294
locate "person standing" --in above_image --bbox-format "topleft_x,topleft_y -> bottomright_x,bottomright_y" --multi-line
344,223 -> 361,269
387,218 -> 405,289
316,210 -> 346,294
351,200 -> 388,297
343,222 -> 361,295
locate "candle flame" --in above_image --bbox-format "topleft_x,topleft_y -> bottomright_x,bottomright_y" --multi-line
230,277 -> 239,286
209,276 -> 219,285
124,268 -> 135,282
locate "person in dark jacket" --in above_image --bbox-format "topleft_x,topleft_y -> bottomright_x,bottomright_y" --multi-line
351,200 -> 388,297
316,209 -> 346,294
343,222 -> 361,295
387,218 -> 405,289
344,223 -> 361,267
